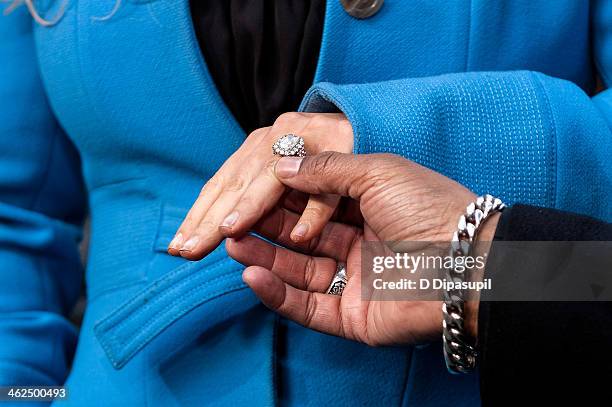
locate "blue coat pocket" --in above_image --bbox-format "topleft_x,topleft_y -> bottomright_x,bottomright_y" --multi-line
94,204 -> 247,369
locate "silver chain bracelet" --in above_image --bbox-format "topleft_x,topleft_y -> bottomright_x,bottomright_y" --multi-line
442,194 -> 505,374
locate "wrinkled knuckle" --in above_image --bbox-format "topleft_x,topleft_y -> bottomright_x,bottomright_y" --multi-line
303,295 -> 318,327
223,174 -> 247,192
308,114 -> 329,129
248,127 -> 269,140
275,112 -> 304,127
303,257 -> 317,289
201,175 -> 223,195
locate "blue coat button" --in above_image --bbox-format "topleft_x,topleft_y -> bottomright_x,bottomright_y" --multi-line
340,0 -> 384,19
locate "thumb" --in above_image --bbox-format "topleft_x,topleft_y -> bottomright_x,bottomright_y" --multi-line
274,151 -> 378,199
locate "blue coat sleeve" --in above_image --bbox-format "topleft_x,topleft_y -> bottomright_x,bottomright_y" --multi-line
0,10 -> 86,386
301,1 -> 612,223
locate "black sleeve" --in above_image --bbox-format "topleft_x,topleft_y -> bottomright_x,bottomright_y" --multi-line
478,204 -> 612,406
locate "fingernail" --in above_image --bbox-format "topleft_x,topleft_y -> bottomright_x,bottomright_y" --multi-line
180,235 -> 200,252
169,233 -> 184,250
291,223 -> 309,241
275,157 -> 303,178
220,211 -> 239,228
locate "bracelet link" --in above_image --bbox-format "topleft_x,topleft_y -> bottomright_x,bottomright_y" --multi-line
443,194 -> 505,374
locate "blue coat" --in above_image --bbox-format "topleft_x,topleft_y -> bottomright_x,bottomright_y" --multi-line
2,0 -> 612,405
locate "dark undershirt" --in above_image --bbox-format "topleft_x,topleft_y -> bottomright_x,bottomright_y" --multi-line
190,0 -> 326,134
189,3 -> 612,403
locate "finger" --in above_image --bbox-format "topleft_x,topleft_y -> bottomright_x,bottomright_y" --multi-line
243,266 -> 343,337
168,177 -> 224,256
177,188 -> 248,260
274,152 -> 404,198
218,158 -> 286,238
253,207 -> 360,261
290,194 -> 340,243
281,190 -> 363,227
168,127 -> 272,256
226,235 -> 337,292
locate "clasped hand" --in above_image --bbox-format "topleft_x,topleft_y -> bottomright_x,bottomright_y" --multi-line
168,113 -> 498,346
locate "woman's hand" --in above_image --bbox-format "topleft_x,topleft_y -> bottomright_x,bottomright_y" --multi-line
226,152 -> 499,345
168,113 -> 353,260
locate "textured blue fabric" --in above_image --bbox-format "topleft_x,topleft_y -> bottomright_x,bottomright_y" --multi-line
302,72 -> 556,207
1,0 -> 612,406
301,71 -> 612,221
0,6 -> 84,396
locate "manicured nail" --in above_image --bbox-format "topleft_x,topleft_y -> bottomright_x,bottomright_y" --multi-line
220,211 -> 239,229
168,233 -> 184,250
180,235 -> 200,252
275,157 -> 303,178
291,223 -> 309,241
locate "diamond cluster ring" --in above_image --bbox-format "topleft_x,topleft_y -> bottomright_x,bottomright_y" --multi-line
272,134 -> 307,157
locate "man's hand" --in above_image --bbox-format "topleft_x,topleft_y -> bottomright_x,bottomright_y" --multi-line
226,152 -> 498,345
